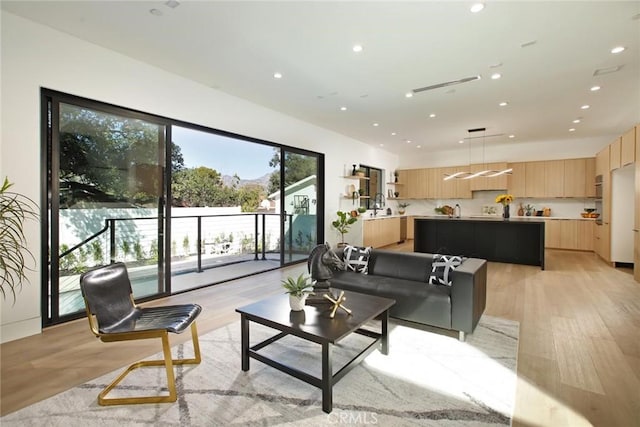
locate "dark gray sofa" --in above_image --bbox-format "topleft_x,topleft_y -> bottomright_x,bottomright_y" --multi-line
330,249 -> 487,340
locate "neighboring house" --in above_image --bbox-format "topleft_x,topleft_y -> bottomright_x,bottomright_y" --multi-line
267,175 -> 317,216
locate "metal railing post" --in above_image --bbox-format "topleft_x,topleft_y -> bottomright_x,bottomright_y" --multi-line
109,219 -> 116,264
254,214 -> 259,260
288,214 -> 293,260
261,214 -> 266,260
197,216 -> 202,273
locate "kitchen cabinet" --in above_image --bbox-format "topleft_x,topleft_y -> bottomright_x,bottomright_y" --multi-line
507,162 -> 526,197
635,232 -> 640,282
621,127 -> 635,166
595,222 -> 611,262
407,216 -> 415,239
585,158 -> 596,197
363,217 -> 401,248
525,161 -> 546,197
440,166 -> 457,199
563,158 -> 596,198
545,219 -> 594,250
596,145 -> 609,178
610,137 -> 621,171
469,162 -> 509,191
426,168 -> 442,199
544,160 -> 564,197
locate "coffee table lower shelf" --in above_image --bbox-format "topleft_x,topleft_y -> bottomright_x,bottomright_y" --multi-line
241,321 -> 387,413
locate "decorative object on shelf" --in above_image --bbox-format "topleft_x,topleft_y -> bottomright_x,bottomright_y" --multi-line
388,189 -> 394,198
281,273 -> 314,311
356,168 -> 366,177
397,202 -> 410,215
394,191 -> 400,198
394,171 -> 399,183
0,177 -> 38,302
495,194 -> 513,220
351,164 -> 358,176
351,191 -> 359,204
524,204 -> 534,216
517,203 -> 525,216
331,211 -> 358,247
358,188 -> 365,196
323,290 -> 352,318
357,206 -> 367,214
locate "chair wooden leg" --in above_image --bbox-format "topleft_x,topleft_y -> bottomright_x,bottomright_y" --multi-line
97,322 -> 202,406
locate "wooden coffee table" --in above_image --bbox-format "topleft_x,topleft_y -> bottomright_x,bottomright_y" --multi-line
236,290 -> 395,413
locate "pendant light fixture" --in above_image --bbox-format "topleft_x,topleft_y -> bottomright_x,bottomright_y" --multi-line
443,128 -> 513,180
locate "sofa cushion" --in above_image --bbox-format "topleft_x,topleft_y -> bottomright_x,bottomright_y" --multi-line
368,250 -> 434,282
343,245 -> 372,274
429,254 -> 465,286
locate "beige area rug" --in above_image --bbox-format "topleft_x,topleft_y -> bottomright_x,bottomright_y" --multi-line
1,315 -> 518,426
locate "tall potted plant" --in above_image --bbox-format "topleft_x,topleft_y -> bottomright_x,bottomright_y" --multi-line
331,211 -> 358,248
0,177 -> 38,302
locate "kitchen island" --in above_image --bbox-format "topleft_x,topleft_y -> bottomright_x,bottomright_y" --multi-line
414,216 -> 545,269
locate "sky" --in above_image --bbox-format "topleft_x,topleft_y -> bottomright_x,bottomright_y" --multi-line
172,126 -> 276,179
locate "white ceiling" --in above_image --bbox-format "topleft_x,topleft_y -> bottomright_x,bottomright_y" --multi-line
3,1 -> 640,155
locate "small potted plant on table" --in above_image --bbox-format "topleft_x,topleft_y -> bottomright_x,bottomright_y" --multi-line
282,273 -> 314,311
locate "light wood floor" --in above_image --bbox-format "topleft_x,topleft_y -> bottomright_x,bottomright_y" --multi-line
2,246 -> 639,426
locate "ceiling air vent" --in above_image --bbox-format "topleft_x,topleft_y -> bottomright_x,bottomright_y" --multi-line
412,75 -> 481,93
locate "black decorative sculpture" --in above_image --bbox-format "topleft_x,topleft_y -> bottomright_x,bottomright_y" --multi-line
307,243 -> 343,288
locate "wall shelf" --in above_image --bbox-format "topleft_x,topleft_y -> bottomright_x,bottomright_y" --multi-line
386,182 -> 404,185
343,175 -> 369,180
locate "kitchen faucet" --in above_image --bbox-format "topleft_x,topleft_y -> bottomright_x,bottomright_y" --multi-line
372,193 -> 386,216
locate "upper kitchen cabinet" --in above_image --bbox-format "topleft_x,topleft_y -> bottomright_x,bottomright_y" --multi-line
469,162 -> 509,191
544,160 -> 565,197
596,145 -> 609,177
507,162 -> 526,197
610,137 -> 621,171
525,161 -> 546,197
621,127 -> 636,167
564,158 -> 595,198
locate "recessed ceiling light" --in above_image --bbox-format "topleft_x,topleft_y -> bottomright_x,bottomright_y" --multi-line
391,132 -> 397,136
340,106 -> 347,111
458,140 -> 465,144
429,113 -> 436,118
273,72 -> 282,79
581,105 -> 590,110
406,140 -> 412,144
149,8 -> 163,16
164,0 -> 180,8
405,92 -> 413,98
470,3 -> 485,13
353,44 -> 363,53
379,144 -> 384,147
569,128 -> 576,132
508,134 -> 515,139
373,123 -> 379,127
590,85 -> 601,91
491,73 -> 502,80
611,46 -> 625,54
416,145 -> 422,149
499,101 -> 508,107
573,119 -> 581,123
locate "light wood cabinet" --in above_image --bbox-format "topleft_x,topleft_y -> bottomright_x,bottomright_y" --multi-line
469,162 -> 509,191
634,232 -> 640,282
621,127 -> 636,166
525,161 -> 546,197
585,157 -> 596,197
363,217 -> 400,248
407,216 -> 415,239
577,220 -> 594,251
596,145 -> 609,178
507,162 -> 526,197
426,168 -> 441,199
563,158 -> 595,198
455,167 -> 472,198
440,166 -> 457,199
544,160 -> 564,197
610,137 -> 621,171
546,219 -> 594,250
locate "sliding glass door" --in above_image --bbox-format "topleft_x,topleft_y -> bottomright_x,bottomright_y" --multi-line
45,95 -> 166,323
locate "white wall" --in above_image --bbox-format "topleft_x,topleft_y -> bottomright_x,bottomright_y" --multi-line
0,11 -> 399,342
